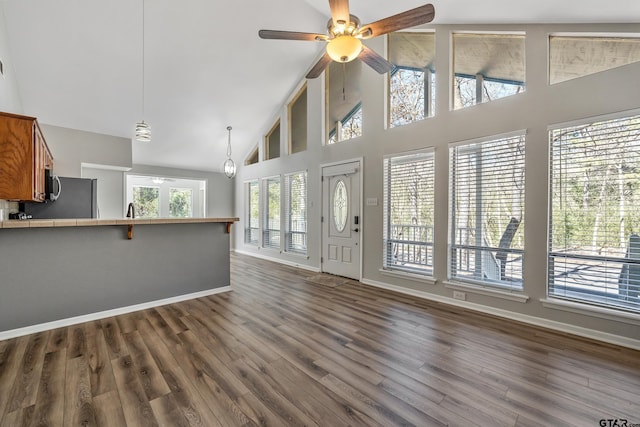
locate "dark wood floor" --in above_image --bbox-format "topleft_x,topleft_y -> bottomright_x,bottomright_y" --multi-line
1,253 -> 639,426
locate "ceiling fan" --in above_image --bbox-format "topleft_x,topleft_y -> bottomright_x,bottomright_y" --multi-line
259,1 -> 435,79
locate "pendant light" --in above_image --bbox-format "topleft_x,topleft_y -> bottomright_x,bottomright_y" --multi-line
135,0 -> 151,142
224,126 -> 237,178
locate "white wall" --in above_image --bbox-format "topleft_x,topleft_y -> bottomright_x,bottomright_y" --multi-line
233,23 -> 640,346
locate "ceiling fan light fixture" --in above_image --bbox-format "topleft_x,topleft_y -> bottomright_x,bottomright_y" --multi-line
326,35 -> 362,63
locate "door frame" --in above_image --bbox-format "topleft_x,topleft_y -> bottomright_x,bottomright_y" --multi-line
319,157 -> 364,281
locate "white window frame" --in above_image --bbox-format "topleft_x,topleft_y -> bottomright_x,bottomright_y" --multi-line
383,148 -> 435,276
284,171 -> 308,255
262,175 -> 281,250
244,180 -> 259,246
448,130 -> 526,292
548,109 -> 640,314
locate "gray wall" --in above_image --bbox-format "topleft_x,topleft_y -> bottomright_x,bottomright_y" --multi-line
232,23 -> 640,343
0,222 -> 230,331
40,124 -> 133,177
0,2 -> 23,114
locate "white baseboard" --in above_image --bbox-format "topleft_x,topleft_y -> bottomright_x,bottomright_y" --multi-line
361,278 -> 640,351
233,249 -> 321,273
0,286 -> 232,341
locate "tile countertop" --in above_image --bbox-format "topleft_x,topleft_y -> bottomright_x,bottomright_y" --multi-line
0,217 -> 239,229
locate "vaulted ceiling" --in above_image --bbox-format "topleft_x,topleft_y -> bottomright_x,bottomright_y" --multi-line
3,0 -> 639,172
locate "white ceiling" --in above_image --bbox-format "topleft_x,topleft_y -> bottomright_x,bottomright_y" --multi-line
3,0 -> 639,172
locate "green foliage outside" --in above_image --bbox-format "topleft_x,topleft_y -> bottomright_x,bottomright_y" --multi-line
133,186 -> 159,218
169,188 -> 192,218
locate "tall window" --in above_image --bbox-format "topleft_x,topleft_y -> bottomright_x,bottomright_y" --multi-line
388,32 -> 436,127
245,180 -> 259,245
263,176 -> 281,249
285,171 -> 307,254
383,149 -> 435,275
549,34 -> 640,85
549,112 -> 640,312
452,33 -> 525,109
449,132 -> 526,290
289,85 -> 308,154
326,60 -> 362,144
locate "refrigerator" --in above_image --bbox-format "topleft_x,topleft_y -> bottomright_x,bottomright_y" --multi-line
23,177 -> 98,219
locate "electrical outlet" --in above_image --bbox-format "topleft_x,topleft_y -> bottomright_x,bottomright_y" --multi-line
453,290 -> 466,301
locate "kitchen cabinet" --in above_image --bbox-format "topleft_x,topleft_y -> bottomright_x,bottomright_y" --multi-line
0,111 -> 53,202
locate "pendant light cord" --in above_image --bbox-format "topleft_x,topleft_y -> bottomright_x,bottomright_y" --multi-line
227,126 -> 233,157
141,0 -> 145,119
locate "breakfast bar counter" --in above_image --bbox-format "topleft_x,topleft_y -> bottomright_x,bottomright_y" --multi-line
0,217 -> 238,336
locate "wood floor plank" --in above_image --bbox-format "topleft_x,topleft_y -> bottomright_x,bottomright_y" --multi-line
84,321 -> 118,397
6,331 -> 49,414
29,349 -> 66,427
110,354 -> 158,427
0,337 -> 29,419
149,393 -> 190,427
63,354 -> 97,427
135,318 -> 224,427
122,330 -> 171,401
100,317 -> 128,360
92,390 -> 127,427
2,252 -> 639,426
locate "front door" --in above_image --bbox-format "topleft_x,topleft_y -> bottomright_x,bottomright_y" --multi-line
321,160 -> 361,280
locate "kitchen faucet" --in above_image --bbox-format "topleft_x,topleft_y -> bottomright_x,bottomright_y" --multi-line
126,202 -> 135,219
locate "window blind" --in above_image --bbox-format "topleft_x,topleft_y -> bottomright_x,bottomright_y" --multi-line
263,176 -> 281,249
383,149 -> 435,275
549,112 -> 640,312
449,132 -> 525,290
245,180 -> 259,245
285,171 -> 307,254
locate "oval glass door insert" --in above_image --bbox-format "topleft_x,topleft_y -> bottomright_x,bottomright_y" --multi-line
333,179 -> 348,232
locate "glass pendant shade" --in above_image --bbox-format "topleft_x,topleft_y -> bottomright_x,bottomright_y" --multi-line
224,126 -> 236,178
326,35 -> 362,63
135,121 -> 151,142
224,158 -> 237,178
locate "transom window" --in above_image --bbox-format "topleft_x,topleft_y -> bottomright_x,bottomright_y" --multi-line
452,33 -> 525,109
549,112 -> 640,312
383,149 -> 435,275
549,34 -> 640,85
388,31 -> 436,127
449,132 -> 526,290
326,60 -> 362,144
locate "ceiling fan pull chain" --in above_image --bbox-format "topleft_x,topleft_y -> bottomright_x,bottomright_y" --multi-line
342,62 -> 347,101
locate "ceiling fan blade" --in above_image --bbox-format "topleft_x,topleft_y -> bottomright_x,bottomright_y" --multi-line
306,52 -> 333,79
357,4 -> 435,39
359,45 -> 395,74
329,0 -> 350,27
259,29 -> 327,42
